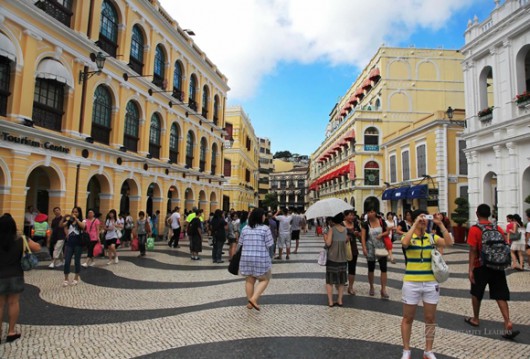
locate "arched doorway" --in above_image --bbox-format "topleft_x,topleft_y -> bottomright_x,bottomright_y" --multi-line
167,185 -> 178,213
523,167 -> 530,211
483,172 -> 497,216
185,187 -> 194,211
87,177 -> 102,215
120,181 -> 130,215
26,167 -> 58,215
210,192 -> 218,213
198,190 -> 207,210
146,182 -> 162,217
363,196 -> 380,213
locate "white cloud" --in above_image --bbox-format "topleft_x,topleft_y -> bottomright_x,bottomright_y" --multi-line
158,0 -> 477,100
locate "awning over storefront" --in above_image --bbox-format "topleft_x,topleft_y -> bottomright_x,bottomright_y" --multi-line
391,186 -> 410,200
408,184 -> 428,199
36,58 -> 74,88
0,32 -> 17,62
362,78 -> 372,90
348,94 -> 357,105
382,188 -> 395,200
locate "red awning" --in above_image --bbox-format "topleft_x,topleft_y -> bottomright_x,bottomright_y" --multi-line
369,68 -> 380,80
343,129 -> 355,140
348,94 -> 357,105
355,88 -> 364,97
362,79 -> 372,90
340,109 -> 348,116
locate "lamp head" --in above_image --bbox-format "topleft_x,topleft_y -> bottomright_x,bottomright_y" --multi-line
446,106 -> 454,120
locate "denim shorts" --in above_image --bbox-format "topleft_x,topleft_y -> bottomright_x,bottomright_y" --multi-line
0,276 -> 25,295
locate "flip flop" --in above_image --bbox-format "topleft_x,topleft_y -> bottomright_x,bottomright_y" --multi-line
464,317 -> 479,327
248,300 -> 260,311
502,330 -> 520,340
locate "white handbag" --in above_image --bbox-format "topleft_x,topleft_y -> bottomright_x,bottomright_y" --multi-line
317,247 -> 327,266
429,235 -> 449,283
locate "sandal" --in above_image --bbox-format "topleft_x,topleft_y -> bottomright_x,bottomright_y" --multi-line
6,334 -> 21,343
248,300 -> 260,311
71,280 -> 78,286
348,288 -> 356,296
381,290 -> 389,299
62,280 -> 69,287
464,317 -> 479,327
501,329 -> 520,340
369,288 -> 375,296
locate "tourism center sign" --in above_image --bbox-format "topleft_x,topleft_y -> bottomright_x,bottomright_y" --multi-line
2,132 -> 71,154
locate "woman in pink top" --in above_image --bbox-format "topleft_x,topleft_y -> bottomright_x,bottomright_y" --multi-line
82,209 -> 101,268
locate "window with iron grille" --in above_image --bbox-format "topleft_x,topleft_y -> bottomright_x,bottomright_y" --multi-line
173,61 -> 184,101
211,144 -> 217,174
153,45 -> 165,88
416,144 -> 426,178
364,161 -> 379,186
224,159 -> 231,177
35,0 -> 73,27
389,154 -> 397,183
124,101 -> 139,152
199,138 -> 207,172
202,85 -> 209,118
129,25 -> 144,74
224,122 -> 233,140
91,85 -> 112,144
149,113 -> 161,159
0,57 -> 11,117
459,140 -> 468,176
245,169 -> 251,183
32,78 -> 64,131
186,131 -> 194,168
213,96 -> 219,125
169,123 -> 179,164
99,0 -> 118,57
189,74 -> 197,109
402,150 -> 410,181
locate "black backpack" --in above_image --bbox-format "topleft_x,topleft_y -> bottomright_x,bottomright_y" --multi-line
475,223 -> 511,270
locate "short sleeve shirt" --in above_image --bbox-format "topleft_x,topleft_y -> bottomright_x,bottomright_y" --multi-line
526,223 -> 530,243
276,215 -> 292,234
467,220 -> 505,268
402,232 -> 441,282
170,212 -> 181,229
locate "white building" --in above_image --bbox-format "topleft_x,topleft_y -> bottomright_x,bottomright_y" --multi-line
462,0 -> 530,223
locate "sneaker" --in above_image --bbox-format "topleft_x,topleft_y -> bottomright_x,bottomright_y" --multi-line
107,261 -> 113,265
114,256 -> 119,264
58,261 -> 65,267
48,262 -> 55,269
89,261 -> 95,267
401,350 -> 411,359
71,280 -> 78,286
423,351 -> 437,359
62,280 -> 69,287
81,262 -> 88,268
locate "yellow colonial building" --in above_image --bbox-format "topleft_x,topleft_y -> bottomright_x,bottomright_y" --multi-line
257,137 -> 273,208
222,106 -> 259,211
0,0 -> 229,229
310,47 -> 465,215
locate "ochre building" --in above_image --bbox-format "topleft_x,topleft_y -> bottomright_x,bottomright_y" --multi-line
310,47 -> 466,217
222,106 -> 259,211
0,0 -> 229,229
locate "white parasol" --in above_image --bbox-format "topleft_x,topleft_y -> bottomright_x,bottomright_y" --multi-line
305,198 -> 353,219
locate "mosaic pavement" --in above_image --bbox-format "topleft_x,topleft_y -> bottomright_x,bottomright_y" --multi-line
1,232 -> 529,359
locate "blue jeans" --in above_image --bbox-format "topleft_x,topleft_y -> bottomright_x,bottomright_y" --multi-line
138,234 -> 147,255
64,234 -> 82,275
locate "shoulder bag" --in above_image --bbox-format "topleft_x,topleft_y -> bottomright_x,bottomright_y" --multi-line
21,235 -> 39,271
429,234 -> 449,283
317,247 -> 328,266
228,245 -> 242,275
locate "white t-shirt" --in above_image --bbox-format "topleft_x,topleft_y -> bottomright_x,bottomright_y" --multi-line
276,215 -> 293,234
170,212 -> 181,229
526,222 -> 530,244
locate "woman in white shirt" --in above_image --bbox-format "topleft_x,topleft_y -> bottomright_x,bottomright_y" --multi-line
104,209 -> 122,265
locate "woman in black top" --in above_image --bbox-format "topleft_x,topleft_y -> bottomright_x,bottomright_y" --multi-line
0,214 -> 40,343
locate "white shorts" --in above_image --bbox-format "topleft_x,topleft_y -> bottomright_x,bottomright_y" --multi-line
277,233 -> 291,249
402,281 -> 440,305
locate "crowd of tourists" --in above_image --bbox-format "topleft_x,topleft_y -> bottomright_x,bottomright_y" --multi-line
1,202 -> 528,356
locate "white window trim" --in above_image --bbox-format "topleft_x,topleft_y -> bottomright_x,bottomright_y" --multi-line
456,137 -> 467,177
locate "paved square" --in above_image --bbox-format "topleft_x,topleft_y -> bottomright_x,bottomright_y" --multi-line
1,233 -> 528,358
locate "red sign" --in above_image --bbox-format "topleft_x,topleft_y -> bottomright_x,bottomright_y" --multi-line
349,161 -> 356,180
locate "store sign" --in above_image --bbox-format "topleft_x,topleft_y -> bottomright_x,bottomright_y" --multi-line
2,132 -> 70,154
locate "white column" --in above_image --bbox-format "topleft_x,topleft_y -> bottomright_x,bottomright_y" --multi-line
467,150 -> 481,223
435,125 -> 448,213
504,142 -> 519,215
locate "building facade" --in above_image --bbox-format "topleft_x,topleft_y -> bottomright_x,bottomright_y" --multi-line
270,165 -> 308,211
222,106 -> 259,211
0,0 -> 229,229
309,47 -> 465,216
257,137 -> 272,208
462,0 -> 530,224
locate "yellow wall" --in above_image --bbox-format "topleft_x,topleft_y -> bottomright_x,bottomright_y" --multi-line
273,159 -> 294,172
0,0 -> 228,229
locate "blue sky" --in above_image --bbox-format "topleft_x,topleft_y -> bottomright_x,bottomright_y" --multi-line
159,0 -> 495,155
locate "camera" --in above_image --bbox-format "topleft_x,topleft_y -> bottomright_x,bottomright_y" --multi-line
424,215 -> 433,220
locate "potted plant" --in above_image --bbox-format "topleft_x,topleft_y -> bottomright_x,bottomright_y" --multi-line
451,197 -> 469,243
477,106 -> 493,120
515,91 -> 530,107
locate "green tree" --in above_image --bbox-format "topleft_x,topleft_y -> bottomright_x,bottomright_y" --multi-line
451,197 -> 469,226
261,193 -> 278,210
525,195 -> 530,205
273,150 -> 292,159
